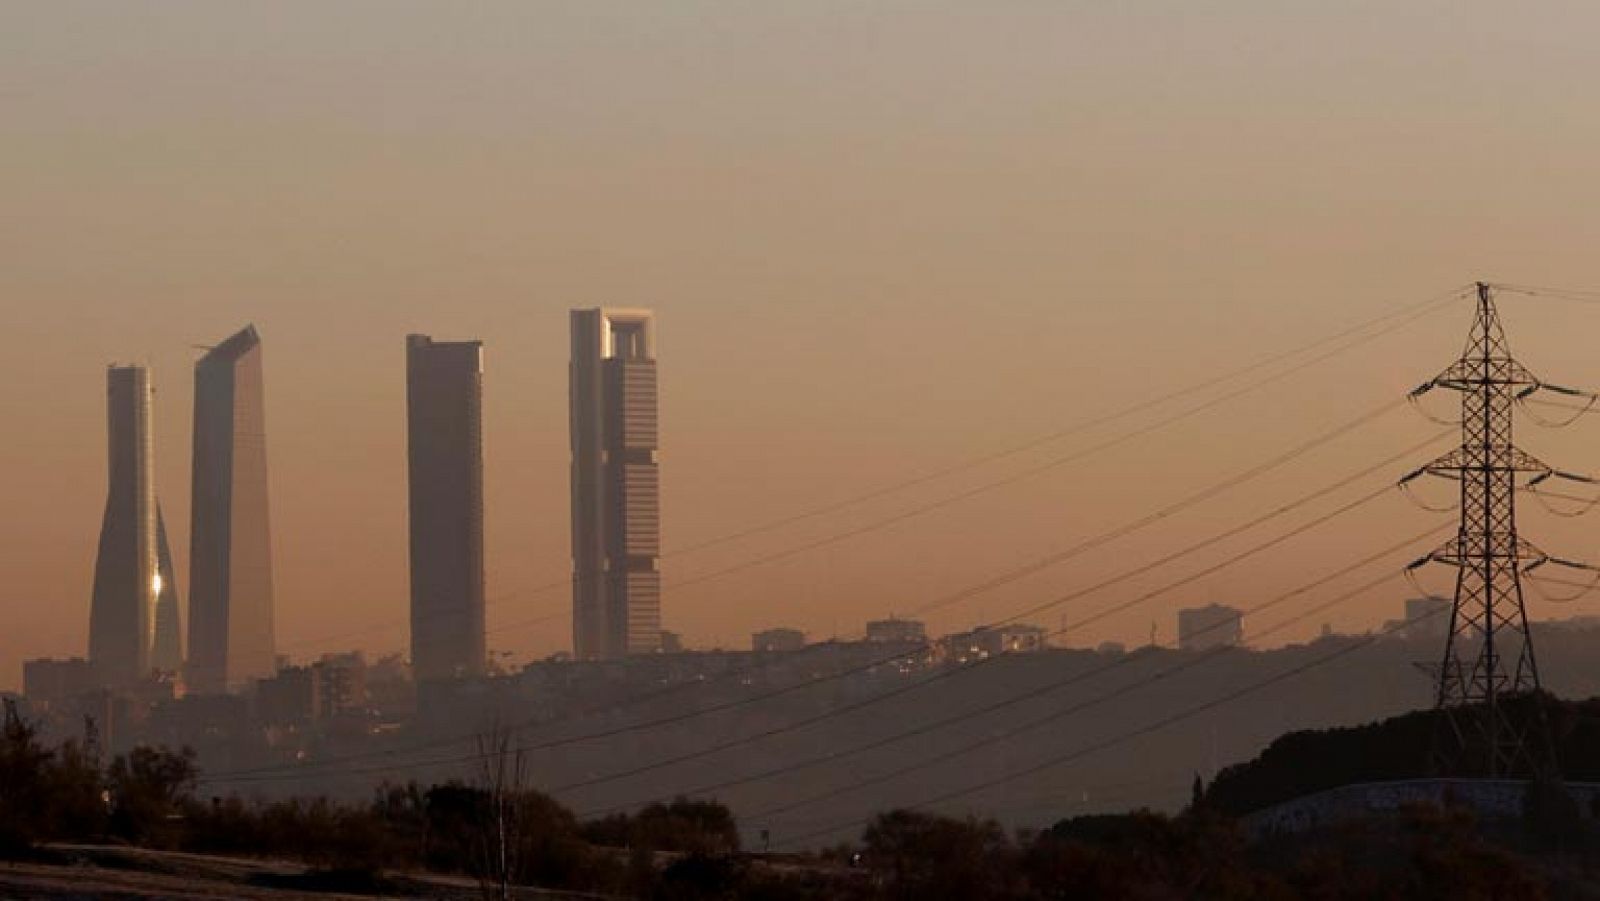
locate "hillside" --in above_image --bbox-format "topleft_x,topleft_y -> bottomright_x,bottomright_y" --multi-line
1203,695 -> 1600,816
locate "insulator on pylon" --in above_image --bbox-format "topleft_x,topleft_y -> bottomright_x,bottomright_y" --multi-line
1523,565 -> 1600,604
1398,479 -> 1458,513
1528,488 -> 1600,519
1517,393 -> 1597,428
1407,385 -> 1463,426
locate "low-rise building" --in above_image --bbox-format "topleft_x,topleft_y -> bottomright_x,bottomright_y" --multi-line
315,652 -> 368,717
1178,604 -> 1244,651
752,628 -> 806,653
943,624 -> 1049,663
23,657 -> 100,709
1403,597 -> 1451,641
866,617 -> 927,644
256,665 -> 318,727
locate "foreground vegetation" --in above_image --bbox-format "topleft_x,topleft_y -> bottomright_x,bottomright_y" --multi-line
1204,693 -> 1600,819
6,699 -> 1600,899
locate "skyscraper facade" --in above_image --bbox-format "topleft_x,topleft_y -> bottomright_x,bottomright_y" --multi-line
405,335 -> 487,682
570,308 -> 661,660
151,507 -> 183,673
187,326 -> 276,694
88,365 -> 159,686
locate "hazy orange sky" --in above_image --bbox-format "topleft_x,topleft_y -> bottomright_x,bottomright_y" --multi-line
5,3 -> 1600,690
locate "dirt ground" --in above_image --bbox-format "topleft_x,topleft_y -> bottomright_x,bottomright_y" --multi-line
0,845 -> 610,900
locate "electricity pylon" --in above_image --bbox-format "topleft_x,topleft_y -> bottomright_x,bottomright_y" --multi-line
1402,282 -> 1600,777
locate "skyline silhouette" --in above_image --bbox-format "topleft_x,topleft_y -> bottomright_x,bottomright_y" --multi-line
7,4 -> 1600,691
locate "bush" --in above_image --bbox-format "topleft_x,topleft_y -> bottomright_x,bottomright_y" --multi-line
0,702 -> 109,852
860,810 -> 1013,901
106,745 -> 197,846
583,797 -> 740,856
0,700 -> 53,853
652,853 -> 746,901
45,740 -> 108,839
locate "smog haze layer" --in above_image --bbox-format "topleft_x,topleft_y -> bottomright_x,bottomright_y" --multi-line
5,2 -> 1600,689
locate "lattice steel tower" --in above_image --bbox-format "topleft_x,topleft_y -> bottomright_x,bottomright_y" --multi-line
1403,282 -> 1598,777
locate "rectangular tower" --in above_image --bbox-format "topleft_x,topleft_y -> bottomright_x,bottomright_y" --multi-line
570,309 -> 661,659
187,325 -> 276,694
88,365 -> 158,687
406,335 -> 487,682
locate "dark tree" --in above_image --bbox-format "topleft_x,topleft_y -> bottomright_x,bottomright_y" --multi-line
105,744 -> 197,845
0,700 -> 51,853
860,810 -> 1013,901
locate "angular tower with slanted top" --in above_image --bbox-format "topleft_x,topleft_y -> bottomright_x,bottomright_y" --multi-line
187,325 -> 276,694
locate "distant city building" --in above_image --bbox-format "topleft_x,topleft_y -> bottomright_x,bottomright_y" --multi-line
367,652 -> 411,685
1403,596 -> 1451,641
23,658 -> 99,709
865,617 -> 927,644
995,624 -> 1049,653
405,335 -> 487,682
88,365 -> 177,687
254,653 -> 367,727
570,309 -> 661,660
1096,641 -> 1127,656
1178,604 -> 1244,651
658,630 -> 684,654
314,652 -> 368,717
944,624 -> 1049,662
364,652 -> 416,719
256,665 -> 317,727
752,628 -> 806,653
187,326 -> 276,694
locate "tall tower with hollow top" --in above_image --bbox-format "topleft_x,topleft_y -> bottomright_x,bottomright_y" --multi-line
570,308 -> 661,660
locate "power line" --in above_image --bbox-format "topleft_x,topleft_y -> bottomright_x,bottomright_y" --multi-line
363,291 -> 1446,675
747,564 -> 1422,826
233,285 -> 1466,666
204,427 -> 1439,786
208,428 -> 1438,788
662,284 -> 1468,559
541,478 -> 1428,796
775,602 -> 1449,850
198,283 -> 1466,782
656,291 -> 1459,615
977,772 -> 1192,818
903,398 -> 1408,620
200,389 -> 1434,786
584,523 -> 1444,820
1495,283 -> 1600,305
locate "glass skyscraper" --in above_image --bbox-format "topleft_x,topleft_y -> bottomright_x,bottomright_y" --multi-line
570,308 -> 661,660
187,325 -> 276,694
88,365 -> 160,686
406,334 -> 487,681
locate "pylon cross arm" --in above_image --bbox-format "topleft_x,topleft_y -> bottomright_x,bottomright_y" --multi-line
1403,446 -> 1551,480
1428,357 -> 1538,391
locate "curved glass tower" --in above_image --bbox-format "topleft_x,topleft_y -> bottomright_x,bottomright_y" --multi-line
88,365 -> 160,687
